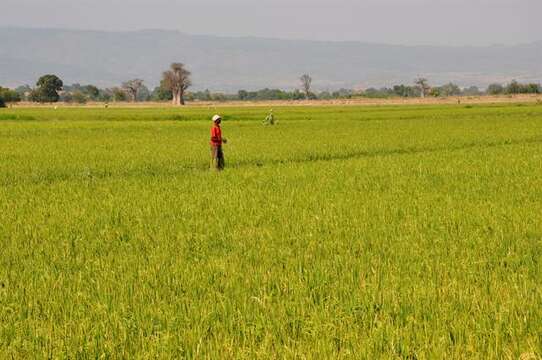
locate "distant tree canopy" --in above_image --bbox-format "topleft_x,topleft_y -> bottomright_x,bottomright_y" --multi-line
505,80 -> 540,94
135,85 -> 151,102
18,71 -> 540,104
235,88 -> 305,101
83,85 -> 100,100
152,80 -> 173,101
61,84 -> 103,103
392,85 -> 419,97
300,74 -> 313,99
462,86 -> 481,96
414,78 -> 430,98
485,81 -> 540,95
112,87 -> 128,102
33,74 -> 63,103
486,83 -> 504,95
0,87 -> 21,103
71,91 -> 88,104
15,85 -> 32,99
430,83 -> 461,97
162,63 -> 192,105
122,79 -> 144,102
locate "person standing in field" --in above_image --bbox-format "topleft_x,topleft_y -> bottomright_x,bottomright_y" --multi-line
210,114 -> 227,170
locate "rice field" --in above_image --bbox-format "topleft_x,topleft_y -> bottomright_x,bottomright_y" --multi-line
0,104 -> 541,358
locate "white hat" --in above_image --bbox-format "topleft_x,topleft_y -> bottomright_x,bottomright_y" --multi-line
212,114 -> 222,122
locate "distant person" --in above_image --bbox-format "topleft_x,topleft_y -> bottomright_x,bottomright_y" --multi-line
210,115 -> 227,170
263,109 -> 276,125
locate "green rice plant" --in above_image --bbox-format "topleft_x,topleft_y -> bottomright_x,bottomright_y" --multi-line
0,104 -> 541,358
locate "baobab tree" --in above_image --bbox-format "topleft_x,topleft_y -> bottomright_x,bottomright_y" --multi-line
300,74 -> 312,99
162,63 -> 192,105
122,79 -> 144,102
414,77 -> 430,98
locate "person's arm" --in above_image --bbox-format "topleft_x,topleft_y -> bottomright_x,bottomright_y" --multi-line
218,127 -> 227,144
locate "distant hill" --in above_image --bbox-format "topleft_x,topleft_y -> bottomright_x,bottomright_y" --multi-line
1,27 -> 541,91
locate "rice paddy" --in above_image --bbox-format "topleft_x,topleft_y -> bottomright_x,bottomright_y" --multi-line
0,103 -> 541,358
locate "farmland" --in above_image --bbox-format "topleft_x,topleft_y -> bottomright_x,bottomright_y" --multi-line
0,104 -> 541,358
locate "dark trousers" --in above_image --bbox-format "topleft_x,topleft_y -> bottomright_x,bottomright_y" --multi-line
210,145 -> 225,170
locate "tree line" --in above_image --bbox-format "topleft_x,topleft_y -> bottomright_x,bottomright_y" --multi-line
0,63 -> 193,106
1,65 -> 541,107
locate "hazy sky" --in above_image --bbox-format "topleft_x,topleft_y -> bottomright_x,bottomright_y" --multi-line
1,0 -> 539,45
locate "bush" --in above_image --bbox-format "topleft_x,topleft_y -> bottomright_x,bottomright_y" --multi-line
0,97 -> 5,108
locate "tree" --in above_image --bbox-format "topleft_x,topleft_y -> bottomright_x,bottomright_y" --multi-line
300,74 -> 312,99
487,83 -> 504,95
524,83 -> 541,94
59,92 -> 73,103
111,87 -> 128,102
414,78 -> 430,98
122,79 -> 144,102
212,93 -> 226,102
152,80 -> 173,101
35,74 -> 63,103
505,80 -> 522,94
238,90 -> 249,101
82,85 -> 100,100
363,88 -> 388,98
431,83 -> 461,97
393,85 -> 419,97
71,91 -> 87,104
136,85 -> 151,102
15,85 -> 32,101
162,63 -> 192,105
97,89 -> 113,102
292,89 -> 306,100
504,80 -> 541,94
318,91 -> 332,100
0,87 -> 21,103
463,86 -> 481,96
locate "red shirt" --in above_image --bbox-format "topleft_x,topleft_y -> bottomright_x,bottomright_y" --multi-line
210,124 -> 222,146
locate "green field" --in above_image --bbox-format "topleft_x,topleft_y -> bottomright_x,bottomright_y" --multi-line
1,104 -> 541,358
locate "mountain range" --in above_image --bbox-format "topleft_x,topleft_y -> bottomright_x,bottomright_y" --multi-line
1,27 -> 541,91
